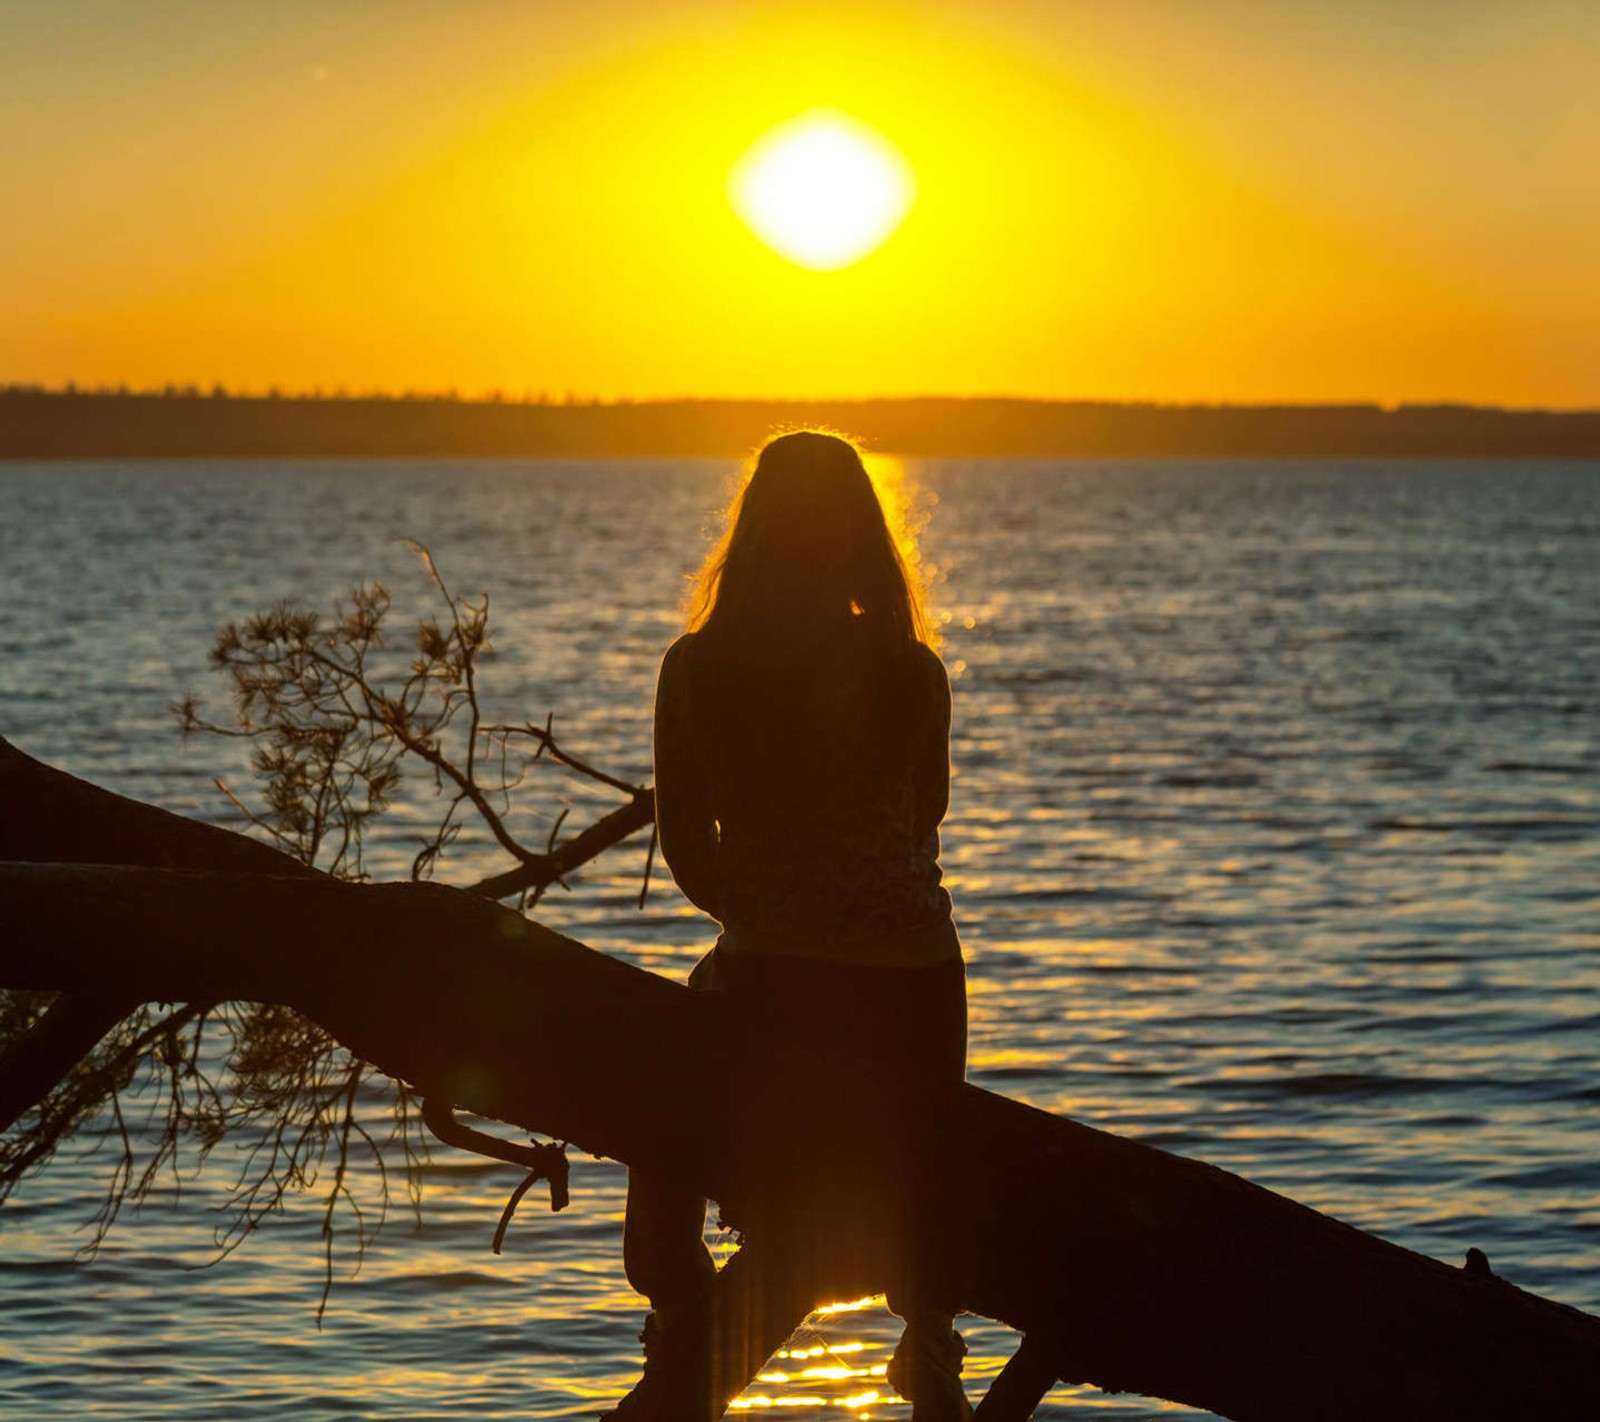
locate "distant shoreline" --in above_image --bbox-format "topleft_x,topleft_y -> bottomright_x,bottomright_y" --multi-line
4,389 -> 1598,460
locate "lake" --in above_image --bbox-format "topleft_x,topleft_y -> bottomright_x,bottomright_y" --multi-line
2,457 -> 1597,1419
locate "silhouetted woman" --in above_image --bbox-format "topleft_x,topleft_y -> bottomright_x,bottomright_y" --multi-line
615,430 -> 969,1421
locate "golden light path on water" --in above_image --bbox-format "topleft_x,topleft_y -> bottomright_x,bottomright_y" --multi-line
735,1299 -> 890,1414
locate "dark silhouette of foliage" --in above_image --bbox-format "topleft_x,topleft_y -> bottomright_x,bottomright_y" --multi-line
1,549 -> 654,1319
5,383 -> 1600,458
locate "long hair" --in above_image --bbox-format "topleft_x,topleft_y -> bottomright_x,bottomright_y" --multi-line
685,430 -> 933,656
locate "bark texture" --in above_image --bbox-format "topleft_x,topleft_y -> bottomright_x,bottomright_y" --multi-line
3,736 -> 1597,1420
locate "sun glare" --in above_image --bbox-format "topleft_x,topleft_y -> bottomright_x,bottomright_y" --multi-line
729,110 -> 916,271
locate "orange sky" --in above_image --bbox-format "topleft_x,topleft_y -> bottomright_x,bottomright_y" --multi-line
4,1 -> 1597,406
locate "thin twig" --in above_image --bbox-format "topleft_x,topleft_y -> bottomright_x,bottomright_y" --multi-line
487,720 -> 643,796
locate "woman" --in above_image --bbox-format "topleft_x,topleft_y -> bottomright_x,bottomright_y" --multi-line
617,430 -> 969,1421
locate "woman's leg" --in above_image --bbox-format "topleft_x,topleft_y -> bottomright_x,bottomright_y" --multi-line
606,947 -> 727,1418
882,956 -> 972,1419
622,1169 -> 717,1316
622,944 -> 727,1314
611,1168 -> 718,1419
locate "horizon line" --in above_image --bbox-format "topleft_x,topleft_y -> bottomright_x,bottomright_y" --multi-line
5,383 -> 1598,417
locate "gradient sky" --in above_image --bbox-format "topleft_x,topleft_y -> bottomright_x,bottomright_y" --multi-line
4,1 -> 1597,405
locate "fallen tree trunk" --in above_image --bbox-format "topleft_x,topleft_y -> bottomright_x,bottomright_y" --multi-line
3,737 -> 1598,1419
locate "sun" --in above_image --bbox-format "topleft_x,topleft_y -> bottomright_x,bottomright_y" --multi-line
729,110 -> 916,271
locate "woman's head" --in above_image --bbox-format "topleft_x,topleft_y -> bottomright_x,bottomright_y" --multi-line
686,430 -> 931,653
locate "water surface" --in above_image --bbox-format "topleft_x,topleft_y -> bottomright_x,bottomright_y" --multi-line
2,458 -> 1597,1419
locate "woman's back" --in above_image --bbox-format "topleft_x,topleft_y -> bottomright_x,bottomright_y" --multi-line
659,624 -> 955,960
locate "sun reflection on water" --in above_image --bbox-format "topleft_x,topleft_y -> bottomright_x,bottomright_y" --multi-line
728,1296 -> 914,1415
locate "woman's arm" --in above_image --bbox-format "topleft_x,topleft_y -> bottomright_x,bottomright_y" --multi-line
653,637 -> 722,919
910,644 -> 952,844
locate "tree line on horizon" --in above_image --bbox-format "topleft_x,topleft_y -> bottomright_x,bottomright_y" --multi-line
3,384 -> 1598,459
1,381 -> 602,405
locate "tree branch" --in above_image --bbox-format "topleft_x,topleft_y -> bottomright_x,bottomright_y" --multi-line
0,993 -> 140,1134
467,791 -> 655,900
488,717 -> 645,797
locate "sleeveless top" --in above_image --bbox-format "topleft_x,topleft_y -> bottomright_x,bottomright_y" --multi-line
654,628 -> 959,967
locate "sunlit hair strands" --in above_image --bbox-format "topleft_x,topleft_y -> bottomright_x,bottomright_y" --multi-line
684,429 -> 935,652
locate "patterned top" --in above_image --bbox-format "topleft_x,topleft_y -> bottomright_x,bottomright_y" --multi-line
653,628 -> 959,966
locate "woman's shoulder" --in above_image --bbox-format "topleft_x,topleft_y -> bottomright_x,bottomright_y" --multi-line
909,638 -> 950,694
660,630 -> 704,675
655,633 -> 700,713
